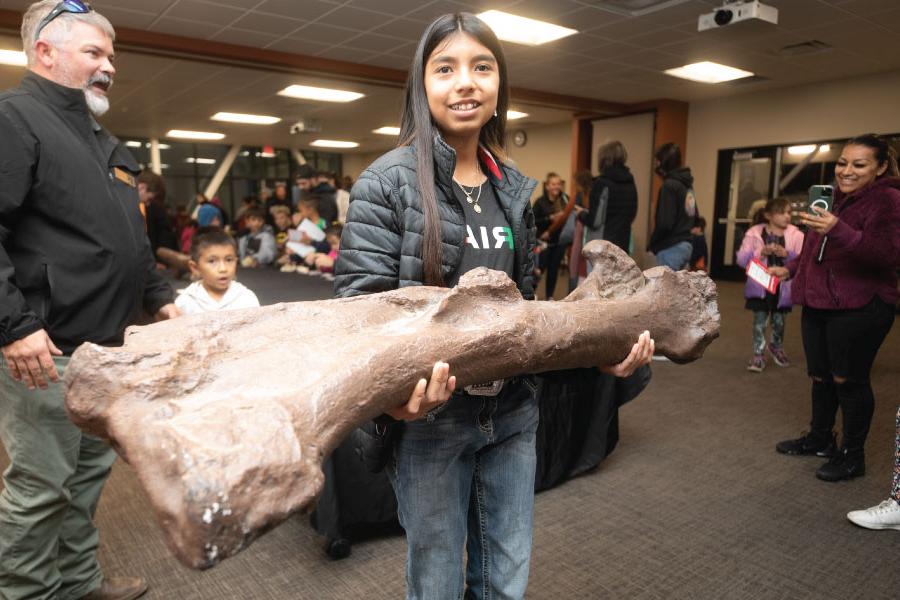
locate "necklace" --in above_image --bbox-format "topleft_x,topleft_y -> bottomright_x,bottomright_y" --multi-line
454,178 -> 485,214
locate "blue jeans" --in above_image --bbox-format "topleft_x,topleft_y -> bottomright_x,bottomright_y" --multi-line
654,240 -> 692,271
387,378 -> 539,600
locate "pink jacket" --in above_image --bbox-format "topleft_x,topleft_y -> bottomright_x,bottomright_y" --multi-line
736,223 -> 804,308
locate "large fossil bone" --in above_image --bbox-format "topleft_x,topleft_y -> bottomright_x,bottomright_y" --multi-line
64,241 -> 718,569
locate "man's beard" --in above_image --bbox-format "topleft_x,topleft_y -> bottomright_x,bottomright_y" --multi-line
84,73 -> 113,117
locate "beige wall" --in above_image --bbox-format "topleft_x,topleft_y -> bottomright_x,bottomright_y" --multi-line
341,151 -> 383,182
687,70 -> 900,238
505,122 -> 572,201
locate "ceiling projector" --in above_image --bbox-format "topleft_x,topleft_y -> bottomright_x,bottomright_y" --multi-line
698,1 -> 778,32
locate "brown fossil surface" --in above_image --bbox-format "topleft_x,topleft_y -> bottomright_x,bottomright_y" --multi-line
64,240 -> 719,569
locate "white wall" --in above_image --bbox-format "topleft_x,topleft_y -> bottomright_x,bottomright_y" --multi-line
505,122 -> 572,201
592,112 -> 656,268
687,70 -> 900,233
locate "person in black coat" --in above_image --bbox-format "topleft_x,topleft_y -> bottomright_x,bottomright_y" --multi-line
648,142 -> 697,270
578,140 -> 638,254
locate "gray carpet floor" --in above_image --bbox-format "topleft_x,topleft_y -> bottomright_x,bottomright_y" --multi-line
2,276 -> 898,599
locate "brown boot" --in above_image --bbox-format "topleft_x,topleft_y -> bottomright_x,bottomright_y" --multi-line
80,577 -> 148,600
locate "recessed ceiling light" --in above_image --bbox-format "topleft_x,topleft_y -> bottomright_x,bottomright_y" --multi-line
507,110 -> 529,120
166,130 -> 225,140
211,112 -> 281,125
0,49 -> 26,66
477,10 -> 577,46
126,140 -> 142,148
310,140 -> 359,149
278,84 -> 364,103
373,126 -> 401,136
788,144 -> 829,156
160,164 -> 170,169
185,157 -> 217,165
150,143 -> 171,150
664,61 -> 754,83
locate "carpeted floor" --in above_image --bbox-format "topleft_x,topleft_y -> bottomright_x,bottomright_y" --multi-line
2,273 -> 898,599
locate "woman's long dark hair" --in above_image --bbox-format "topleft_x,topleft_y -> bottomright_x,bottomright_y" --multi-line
845,133 -> 899,178
398,13 -> 510,286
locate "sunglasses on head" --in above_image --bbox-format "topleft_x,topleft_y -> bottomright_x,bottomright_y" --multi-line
33,0 -> 93,42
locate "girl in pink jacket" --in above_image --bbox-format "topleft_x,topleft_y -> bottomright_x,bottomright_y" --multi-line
736,197 -> 804,371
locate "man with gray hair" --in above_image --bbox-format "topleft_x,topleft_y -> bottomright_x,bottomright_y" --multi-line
0,2 -> 178,598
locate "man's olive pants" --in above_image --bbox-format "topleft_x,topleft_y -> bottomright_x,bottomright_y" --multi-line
0,357 -> 114,600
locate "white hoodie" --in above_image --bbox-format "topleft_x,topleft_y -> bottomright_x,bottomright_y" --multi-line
175,280 -> 260,315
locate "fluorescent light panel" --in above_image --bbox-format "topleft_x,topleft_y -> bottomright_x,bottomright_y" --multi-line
278,84 -> 364,103
311,140 -> 359,149
211,112 -> 281,125
166,130 -> 225,140
664,61 -> 753,83
0,49 -> 26,66
477,10 -> 577,46
373,126 -> 401,136
507,110 -> 529,120
788,144 -> 830,156
186,157 -> 216,164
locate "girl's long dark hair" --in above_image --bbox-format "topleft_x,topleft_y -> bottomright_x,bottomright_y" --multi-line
398,13 -> 510,286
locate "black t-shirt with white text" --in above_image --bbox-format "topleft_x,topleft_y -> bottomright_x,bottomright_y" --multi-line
448,181 -> 515,287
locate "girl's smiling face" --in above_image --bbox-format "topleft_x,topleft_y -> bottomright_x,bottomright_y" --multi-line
423,32 -> 499,144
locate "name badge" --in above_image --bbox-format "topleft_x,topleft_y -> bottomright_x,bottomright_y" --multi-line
464,379 -> 505,396
112,167 -> 136,188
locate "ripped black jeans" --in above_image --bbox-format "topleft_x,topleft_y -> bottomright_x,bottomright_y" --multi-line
801,297 -> 895,453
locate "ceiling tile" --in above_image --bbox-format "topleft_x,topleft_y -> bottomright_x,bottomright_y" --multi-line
314,6 -> 396,30
771,0 -> 847,31
551,7 -> 627,31
340,33 -> 409,53
212,28 -> 283,48
502,0 -> 586,22
92,0 -> 173,13
148,18 -> 223,40
290,23 -> 366,45
86,6 -> 158,30
230,12 -> 306,36
163,1 -> 247,27
370,18 -> 429,40
346,0 -> 437,17
405,2 -> 476,23
255,0 -> 341,20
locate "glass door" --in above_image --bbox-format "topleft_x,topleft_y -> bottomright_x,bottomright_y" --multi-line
710,147 -> 777,279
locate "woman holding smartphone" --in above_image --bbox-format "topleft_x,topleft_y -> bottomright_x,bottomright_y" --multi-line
769,133 -> 899,482
335,13 -> 652,599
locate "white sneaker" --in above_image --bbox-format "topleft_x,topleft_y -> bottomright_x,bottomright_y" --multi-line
846,499 -> 900,530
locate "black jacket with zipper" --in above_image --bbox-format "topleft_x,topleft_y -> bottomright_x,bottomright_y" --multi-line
0,72 -> 173,354
579,163 -> 638,253
334,135 -> 538,299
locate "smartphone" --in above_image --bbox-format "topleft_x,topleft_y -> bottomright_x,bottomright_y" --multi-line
791,185 -> 834,224
808,184 -> 834,214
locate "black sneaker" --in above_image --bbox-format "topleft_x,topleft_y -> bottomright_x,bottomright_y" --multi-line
775,431 -> 836,457
816,449 -> 865,482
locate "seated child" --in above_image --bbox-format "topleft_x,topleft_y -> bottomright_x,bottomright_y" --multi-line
304,225 -> 342,273
271,205 -> 293,255
238,207 -> 277,268
176,230 -> 260,315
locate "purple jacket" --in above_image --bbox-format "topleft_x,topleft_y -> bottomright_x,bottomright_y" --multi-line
787,177 -> 900,310
736,223 -> 804,309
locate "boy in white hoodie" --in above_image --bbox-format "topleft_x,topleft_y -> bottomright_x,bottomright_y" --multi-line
176,230 -> 260,315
